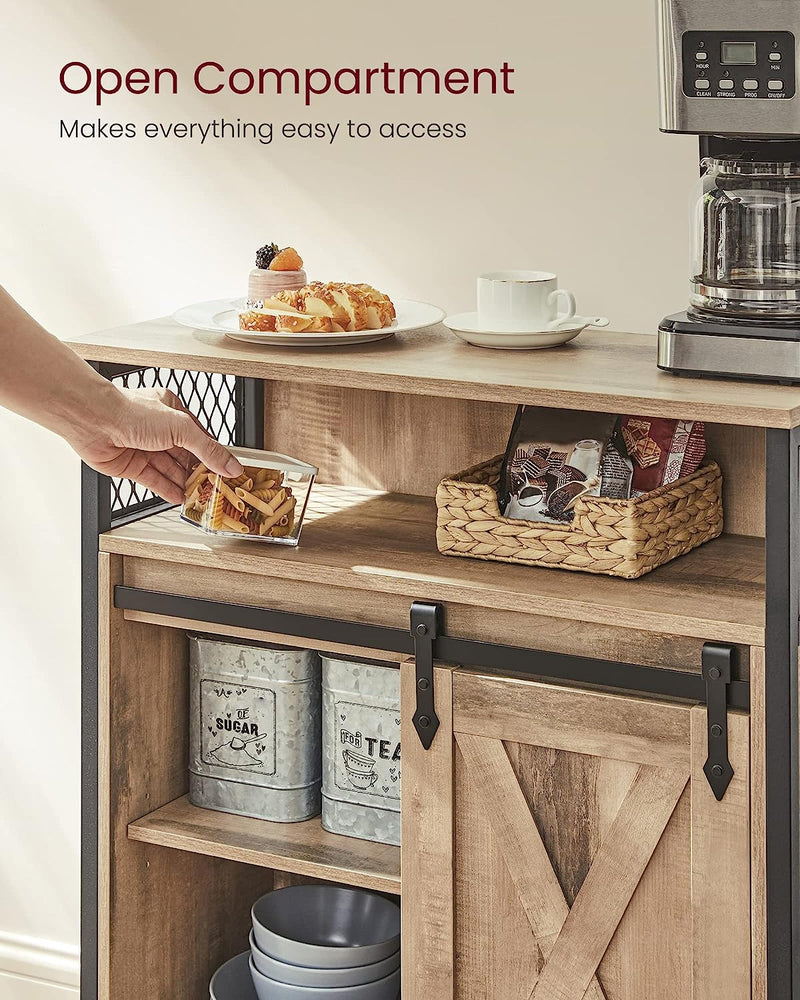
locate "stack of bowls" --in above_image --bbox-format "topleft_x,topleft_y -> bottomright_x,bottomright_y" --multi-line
211,885 -> 401,1000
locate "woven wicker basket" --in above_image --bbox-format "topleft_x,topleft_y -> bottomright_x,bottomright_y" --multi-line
435,456 -> 723,579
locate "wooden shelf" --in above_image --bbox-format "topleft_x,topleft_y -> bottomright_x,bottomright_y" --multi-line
128,795 -> 401,894
101,484 -> 765,644
67,321 -> 800,428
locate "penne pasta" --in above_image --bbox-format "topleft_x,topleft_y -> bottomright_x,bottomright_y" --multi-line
234,489 -> 278,518
184,462 -> 208,495
258,496 -> 296,535
218,480 -> 245,512
221,513 -> 250,533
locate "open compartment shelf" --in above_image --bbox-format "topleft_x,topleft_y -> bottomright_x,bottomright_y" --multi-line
129,795 -> 401,894
101,483 -> 766,645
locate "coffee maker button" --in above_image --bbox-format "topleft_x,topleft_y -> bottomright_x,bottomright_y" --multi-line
768,79 -> 785,90
718,79 -> 735,90
743,80 -> 759,90
769,52 -> 782,62
695,51 -> 708,61
695,79 -> 711,90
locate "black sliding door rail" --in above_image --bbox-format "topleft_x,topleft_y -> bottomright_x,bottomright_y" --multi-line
113,585 -> 750,711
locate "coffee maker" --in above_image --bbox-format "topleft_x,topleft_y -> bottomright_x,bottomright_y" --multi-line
656,0 -> 800,382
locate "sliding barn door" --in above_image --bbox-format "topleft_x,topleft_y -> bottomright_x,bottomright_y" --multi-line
402,665 -> 750,1000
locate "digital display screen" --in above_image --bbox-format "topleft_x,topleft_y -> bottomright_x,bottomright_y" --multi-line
721,41 -> 757,65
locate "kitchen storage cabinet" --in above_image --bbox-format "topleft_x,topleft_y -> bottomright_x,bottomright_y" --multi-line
68,322 -> 800,1000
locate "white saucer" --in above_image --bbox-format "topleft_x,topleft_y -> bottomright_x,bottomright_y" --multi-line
443,312 -> 609,350
173,297 -> 444,347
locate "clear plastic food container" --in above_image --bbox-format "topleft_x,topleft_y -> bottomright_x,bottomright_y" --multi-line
181,447 -> 317,545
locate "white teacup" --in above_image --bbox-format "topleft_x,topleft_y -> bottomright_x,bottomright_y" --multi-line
477,270 -> 577,332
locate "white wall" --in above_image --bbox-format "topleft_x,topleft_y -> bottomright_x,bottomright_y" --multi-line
1,0 -> 698,993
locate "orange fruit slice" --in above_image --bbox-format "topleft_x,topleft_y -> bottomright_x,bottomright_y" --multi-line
269,247 -> 303,271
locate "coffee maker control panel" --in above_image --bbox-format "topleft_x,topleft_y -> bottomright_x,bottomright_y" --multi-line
682,31 -> 796,100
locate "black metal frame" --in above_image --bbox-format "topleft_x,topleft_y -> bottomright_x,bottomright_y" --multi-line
79,365 -> 798,1000
79,368 -> 263,1000
765,427 -> 800,999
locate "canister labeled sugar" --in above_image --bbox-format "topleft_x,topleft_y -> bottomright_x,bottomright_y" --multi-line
189,636 -> 321,823
322,657 -> 401,846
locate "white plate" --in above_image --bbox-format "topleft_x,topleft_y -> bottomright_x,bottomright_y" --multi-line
443,312 -> 609,350
173,297 -> 445,347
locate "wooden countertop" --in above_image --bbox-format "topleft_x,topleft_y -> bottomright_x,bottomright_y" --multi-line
101,485 -> 766,644
67,320 -> 800,428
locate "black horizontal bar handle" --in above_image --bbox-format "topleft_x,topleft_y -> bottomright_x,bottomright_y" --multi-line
411,602 -> 442,749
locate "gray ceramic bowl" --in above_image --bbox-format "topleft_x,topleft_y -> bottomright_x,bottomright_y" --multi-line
251,886 -> 400,969
249,955 -> 400,1000
210,952 -> 257,1000
249,931 -> 399,987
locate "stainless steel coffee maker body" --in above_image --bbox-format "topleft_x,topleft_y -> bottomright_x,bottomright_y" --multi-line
656,0 -> 800,382
658,0 -> 799,137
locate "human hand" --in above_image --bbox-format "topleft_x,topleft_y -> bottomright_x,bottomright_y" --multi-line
68,386 -> 244,504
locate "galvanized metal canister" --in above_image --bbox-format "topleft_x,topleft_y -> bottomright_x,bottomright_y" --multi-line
321,656 -> 401,846
189,635 -> 321,822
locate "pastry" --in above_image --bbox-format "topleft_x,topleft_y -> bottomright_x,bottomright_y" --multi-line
240,281 -> 396,333
247,242 -> 307,307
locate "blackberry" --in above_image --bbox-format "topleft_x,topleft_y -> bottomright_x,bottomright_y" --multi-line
255,243 -> 279,269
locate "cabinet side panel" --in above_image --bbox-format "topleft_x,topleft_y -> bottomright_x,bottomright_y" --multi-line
401,663 -> 454,1000
705,424 -> 765,537
98,554 -> 273,1000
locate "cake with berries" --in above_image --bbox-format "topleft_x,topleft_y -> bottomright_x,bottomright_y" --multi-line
247,243 -> 307,307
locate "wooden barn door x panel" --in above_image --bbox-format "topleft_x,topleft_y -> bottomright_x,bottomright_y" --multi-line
456,734 -> 688,1000
402,665 -> 751,1000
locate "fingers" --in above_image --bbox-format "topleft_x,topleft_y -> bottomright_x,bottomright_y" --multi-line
133,463 -> 186,505
150,450 -> 189,491
155,388 -> 183,411
168,446 -> 194,470
173,413 -> 243,478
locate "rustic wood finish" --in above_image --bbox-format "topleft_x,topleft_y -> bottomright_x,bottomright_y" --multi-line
67,322 -> 800,427
122,556 -> 751,676
529,765 -> 689,1000
704,424 -> 765,537
690,706 -> 752,1000
455,734 -> 607,1000
128,795 -> 401,893
442,669 -> 751,1000
98,555 -> 274,1000
102,496 -> 766,644
453,671 -> 692,770
401,662 -> 455,1000
262,382 -> 512,496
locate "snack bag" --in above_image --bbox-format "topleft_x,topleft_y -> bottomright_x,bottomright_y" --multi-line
619,416 -> 706,496
499,407 -> 617,523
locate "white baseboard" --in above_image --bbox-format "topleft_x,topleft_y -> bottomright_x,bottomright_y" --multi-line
0,931 -> 79,994
0,971 -> 78,999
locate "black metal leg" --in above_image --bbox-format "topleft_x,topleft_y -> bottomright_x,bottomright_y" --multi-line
765,427 -> 800,999
80,369 -> 264,998
235,377 -> 265,449
80,460 -> 110,1000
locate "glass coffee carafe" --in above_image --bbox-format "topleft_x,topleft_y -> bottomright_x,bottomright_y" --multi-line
691,152 -> 800,321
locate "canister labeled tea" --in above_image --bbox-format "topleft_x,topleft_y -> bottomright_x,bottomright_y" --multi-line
322,656 -> 401,846
189,635 -> 321,822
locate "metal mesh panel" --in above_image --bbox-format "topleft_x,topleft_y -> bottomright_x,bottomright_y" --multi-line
109,368 -> 238,515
